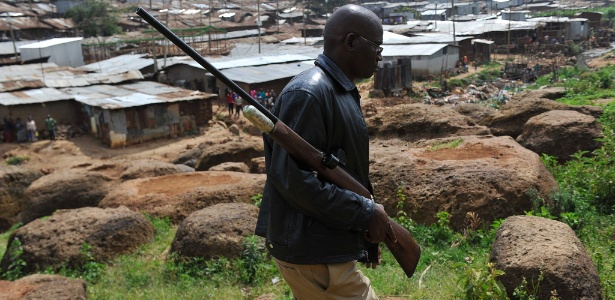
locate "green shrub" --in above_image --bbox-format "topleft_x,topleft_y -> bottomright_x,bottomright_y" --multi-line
5,156 -> 29,165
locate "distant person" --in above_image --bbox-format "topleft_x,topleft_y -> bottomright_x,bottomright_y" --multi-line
45,114 -> 57,140
235,95 -> 243,117
3,116 -> 14,142
26,116 -> 37,142
226,92 -> 235,116
15,117 -> 26,143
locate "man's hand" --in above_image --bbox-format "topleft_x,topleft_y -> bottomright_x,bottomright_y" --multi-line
364,245 -> 382,269
365,203 -> 389,243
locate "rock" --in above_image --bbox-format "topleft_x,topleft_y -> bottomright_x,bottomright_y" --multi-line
480,89 -> 602,138
516,110 -> 602,162
0,206 -> 153,275
170,202 -> 259,260
366,103 -> 491,142
99,171 -> 266,223
370,135 -> 558,229
490,216 -> 601,299
0,166 -> 43,233
249,157 -> 266,174
208,162 -> 250,173
18,170 -> 112,224
194,137 -> 264,171
451,102 -> 497,124
0,274 -> 87,300
229,124 -> 241,135
172,146 -> 204,168
174,164 -> 196,173
119,159 -> 187,180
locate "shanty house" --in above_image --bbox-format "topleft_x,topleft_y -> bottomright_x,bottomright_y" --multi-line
61,81 -> 216,148
159,52 -> 317,101
381,43 -> 459,77
19,37 -> 84,67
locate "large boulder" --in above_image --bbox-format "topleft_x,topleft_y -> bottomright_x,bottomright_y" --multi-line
0,206 -> 153,275
208,162 -> 250,173
451,102 -> 497,124
516,110 -> 602,162
0,274 -> 87,300
99,171 -> 266,223
370,135 -> 558,229
119,159 -> 190,180
170,202 -> 259,260
17,170 -> 112,224
490,216 -> 601,299
173,137 -> 264,171
480,88 -> 602,138
366,103 -> 491,142
0,166 -> 43,232
195,137 -> 264,171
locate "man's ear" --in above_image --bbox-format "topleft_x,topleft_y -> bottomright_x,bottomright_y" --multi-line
344,33 -> 357,52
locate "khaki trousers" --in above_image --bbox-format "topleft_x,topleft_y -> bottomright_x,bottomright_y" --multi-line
274,258 -> 378,300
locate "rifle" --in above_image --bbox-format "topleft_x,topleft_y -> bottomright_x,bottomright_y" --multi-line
135,7 -> 421,278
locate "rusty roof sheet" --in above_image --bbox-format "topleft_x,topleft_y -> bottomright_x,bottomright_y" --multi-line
0,16 -> 52,31
0,87 -> 74,105
0,3 -> 34,16
0,63 -> 144,90
60,81 -> 216,109
41,18 -> 74,30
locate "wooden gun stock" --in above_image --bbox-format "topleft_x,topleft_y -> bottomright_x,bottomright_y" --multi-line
136,7 -> 421,278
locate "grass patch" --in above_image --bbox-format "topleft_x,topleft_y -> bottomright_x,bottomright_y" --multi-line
4,156 -> 29,165
429,138 -> 464,151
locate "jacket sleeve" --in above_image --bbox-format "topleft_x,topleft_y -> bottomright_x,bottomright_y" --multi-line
267,89 -> 374,233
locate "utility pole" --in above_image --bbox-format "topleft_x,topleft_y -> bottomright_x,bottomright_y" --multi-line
8,15 -> 18,62
257,0 -> 261,53
303,0 -> 307,45
208,0 -> 212,54
451,0 -> 456,44
276,0 -> 279,33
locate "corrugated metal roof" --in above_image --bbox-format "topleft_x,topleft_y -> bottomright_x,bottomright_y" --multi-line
394,33 -> 473,44
61,81 -> 215,109
20,37 -> 83,48
185,53 -> 314,70
0,79 -> 43,92
529,16 -> 588,23
41,18 -> 74,30
0,2 -> 33,16
215,61 -> 314,84
228,43 -> 322,58
44,70 -> 144,88
381,44 -> 450,57
421,9 -> 446,16
0,87 -> 73,105
430,19 -> 541,35
0,62 -> 70,82
0,17 -> 52,31
0,62 -> 144,90
80,54 -> 156,73
0,40 -> 35,55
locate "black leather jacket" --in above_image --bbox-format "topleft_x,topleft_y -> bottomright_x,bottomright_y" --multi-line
255,54 -> 375,264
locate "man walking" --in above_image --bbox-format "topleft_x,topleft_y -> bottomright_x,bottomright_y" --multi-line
45,114 -> 57,140
255,4 -> 389,299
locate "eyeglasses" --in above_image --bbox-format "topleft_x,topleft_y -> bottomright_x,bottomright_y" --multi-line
357,34 -> 383,54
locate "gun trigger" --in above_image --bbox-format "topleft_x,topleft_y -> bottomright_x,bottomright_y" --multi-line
322,153 -> 340,169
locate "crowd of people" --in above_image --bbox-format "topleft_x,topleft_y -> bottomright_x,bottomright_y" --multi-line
2,114 -> 57,143
224,87 -> 277,118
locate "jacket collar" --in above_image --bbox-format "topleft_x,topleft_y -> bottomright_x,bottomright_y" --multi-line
315,54 -> 357,93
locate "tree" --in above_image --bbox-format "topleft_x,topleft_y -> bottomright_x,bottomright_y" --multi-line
66,0 -> 122,37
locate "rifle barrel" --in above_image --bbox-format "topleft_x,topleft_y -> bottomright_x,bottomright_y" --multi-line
135,6 -> 278,123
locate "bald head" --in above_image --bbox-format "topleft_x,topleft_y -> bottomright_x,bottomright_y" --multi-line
323,4 -> 381,53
